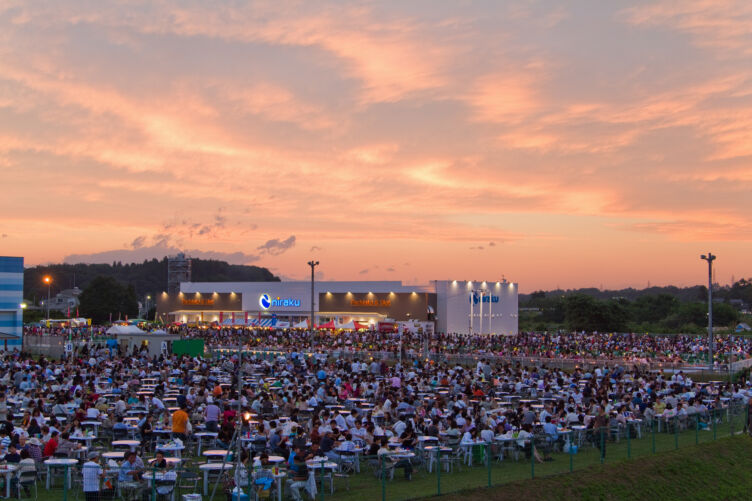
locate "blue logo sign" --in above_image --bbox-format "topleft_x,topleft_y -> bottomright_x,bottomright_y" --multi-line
259,294 -> 272,309
259,293 -> 301,310
470,293 -> 499,305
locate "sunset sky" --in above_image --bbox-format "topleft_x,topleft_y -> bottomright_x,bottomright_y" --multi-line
1,1 -> 751,291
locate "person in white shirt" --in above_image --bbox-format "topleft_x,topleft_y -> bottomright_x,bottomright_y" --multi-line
151,395 -> 165,415
350,422 -> 367,441
82,451 -> 104,501
393,419 -> 406,437
86,406 -> 101,420
334,412 -> 347,431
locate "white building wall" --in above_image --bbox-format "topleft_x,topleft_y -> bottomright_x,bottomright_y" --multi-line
435,280 -> 518,335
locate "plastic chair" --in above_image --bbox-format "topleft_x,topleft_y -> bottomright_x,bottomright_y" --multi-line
17,470 -> 38,500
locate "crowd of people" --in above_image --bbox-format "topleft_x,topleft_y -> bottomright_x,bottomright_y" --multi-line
25,323 -> 752,367
1,335 -> 751,499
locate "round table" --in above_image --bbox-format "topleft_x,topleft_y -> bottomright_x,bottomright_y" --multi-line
424,446 -> 452,472
102,451 -> 125,460
194,432 -> 218,455
267,455 -> 285,464
199,463 -> 232,496
112,440 -> 141,452
43,458 -> 77,489
0,465 -> 18,498
202,449 -> 230,462
147,457 -> 182,466
71,435 -> 96,448
155,444 -> 185,458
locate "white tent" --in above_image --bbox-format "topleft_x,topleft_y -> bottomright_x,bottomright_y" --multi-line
106,324 -> 146,335
293,319 -> 309,329
337,320 -> 356,330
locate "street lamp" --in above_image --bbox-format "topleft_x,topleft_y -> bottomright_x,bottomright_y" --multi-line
307,260 -> 319,351
43,276 -> 52,321
701,253 -> 716,370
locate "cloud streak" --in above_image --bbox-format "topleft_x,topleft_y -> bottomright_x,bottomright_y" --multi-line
2,1 -> 752,289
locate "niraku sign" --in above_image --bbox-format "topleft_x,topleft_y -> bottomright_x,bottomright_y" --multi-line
259,293 -> 301,310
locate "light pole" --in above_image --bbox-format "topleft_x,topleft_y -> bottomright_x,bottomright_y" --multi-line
701,253 -> 716,370
307,260 -> 319,351
43,276 -> 52,321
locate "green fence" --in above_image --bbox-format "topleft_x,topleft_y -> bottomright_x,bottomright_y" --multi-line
37,403 -> 750,501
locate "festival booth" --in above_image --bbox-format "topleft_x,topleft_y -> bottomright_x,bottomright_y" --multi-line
106,324 -> 182,358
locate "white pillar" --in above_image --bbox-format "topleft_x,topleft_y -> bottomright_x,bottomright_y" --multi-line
469,291 -> 473,335
479,290 -> 484,335
489,289 -> 493,334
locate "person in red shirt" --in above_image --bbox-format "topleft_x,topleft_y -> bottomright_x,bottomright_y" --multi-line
43,431 -> 59,457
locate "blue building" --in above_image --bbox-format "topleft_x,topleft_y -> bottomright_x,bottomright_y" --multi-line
0,256 -> 24,350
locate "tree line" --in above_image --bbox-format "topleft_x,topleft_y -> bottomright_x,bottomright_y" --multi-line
521,287 -> 746,334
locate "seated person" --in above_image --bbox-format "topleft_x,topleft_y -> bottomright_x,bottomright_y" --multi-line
151,451 -> 168,469
287,452 -> 309,501
118,451 -> 144,487
377,437 -> 412,480
56,432 -> 80,457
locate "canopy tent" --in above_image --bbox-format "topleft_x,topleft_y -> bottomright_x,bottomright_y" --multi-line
106,324 -> 146,335
293,319 -> 309,329
318,320 -> 335,330
354,321 -> 371,330
736,323 -> 751,332
336,320 -> 356,330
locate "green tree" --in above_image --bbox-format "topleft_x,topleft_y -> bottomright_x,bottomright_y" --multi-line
630,294 -> 679,323
564,294 -> 628,332
713,302 -> 738,327
79,276 -> 139,324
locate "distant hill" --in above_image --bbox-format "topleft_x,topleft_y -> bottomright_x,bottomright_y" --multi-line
23,258 -> 279,302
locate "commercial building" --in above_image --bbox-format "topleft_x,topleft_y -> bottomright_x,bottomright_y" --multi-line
157,278 -> 518,334
0,256 -> 24,350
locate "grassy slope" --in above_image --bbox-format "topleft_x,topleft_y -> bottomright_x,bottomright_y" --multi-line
431,435 -> 752,501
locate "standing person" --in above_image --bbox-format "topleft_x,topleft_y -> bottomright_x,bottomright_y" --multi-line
204,400 -> 220,432
82,451 -> 104,501
171,404 -> 190,441
593,407 -> 608,460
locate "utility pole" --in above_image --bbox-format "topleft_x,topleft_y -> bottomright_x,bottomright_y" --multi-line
307,260 -> 319,351
701,253 -> 716,370
43,276 -> 52,322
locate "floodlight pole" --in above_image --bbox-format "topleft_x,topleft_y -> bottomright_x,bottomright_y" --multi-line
701,253 -> 716,370
308,260 -> 319,352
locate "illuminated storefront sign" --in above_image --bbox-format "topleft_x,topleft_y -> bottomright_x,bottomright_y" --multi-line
351,299 -> 391,307
259,293 -> 301,310
181,298 -> 215,305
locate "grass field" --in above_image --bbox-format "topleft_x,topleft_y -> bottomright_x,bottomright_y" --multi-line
21,406 -> 750,501
431,435 -> 752,501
